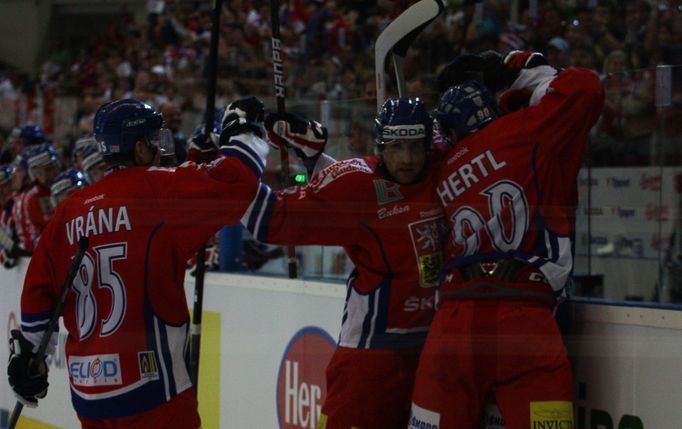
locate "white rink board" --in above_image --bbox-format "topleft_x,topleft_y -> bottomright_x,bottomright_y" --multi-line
2,261 -> 682,428
189,272 -> 345,428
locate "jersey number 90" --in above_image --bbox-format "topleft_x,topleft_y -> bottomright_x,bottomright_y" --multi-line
450,180 -> 529,256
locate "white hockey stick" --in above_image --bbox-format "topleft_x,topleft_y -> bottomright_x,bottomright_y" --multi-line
375,0 -> 444,111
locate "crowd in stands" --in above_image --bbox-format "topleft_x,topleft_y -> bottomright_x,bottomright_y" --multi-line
1,0 -> 682,268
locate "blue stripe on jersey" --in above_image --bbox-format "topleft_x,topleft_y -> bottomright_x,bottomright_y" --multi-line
21,311 -> 52,333
357,289 -> 376,349
144,223 -> 170,402
20,323 -> 49,333
71,377 -> 168,419
248,184 -> 276,242
234,138 -> 266,168
219,140 -> 265,178
21,311 -> 52,323
367,277 -> 391,348
369,330 -> 426,349
341,270 -> 358,327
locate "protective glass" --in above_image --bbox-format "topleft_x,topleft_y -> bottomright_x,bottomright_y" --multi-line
149,128 -> 174,156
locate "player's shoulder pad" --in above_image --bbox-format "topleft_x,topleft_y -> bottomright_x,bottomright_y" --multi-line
307,157 -> 375,191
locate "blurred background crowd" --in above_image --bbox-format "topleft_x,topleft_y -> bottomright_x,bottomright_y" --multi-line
1,0 -> 681,160
1,0 -> 682,277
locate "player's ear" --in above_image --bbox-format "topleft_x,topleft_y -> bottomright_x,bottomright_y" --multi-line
133,139 -> 151,165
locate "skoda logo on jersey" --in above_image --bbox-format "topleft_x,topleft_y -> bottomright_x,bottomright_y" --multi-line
276,326 -> 335,429
382,124 -> 426,140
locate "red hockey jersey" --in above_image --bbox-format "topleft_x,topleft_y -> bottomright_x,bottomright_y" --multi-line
21,182 -> 53,250
11,190 -> 30,253
244,154 -> 447,349
0,194 -> 16,265
436,67 -> 604,297
21,135 -> 266,419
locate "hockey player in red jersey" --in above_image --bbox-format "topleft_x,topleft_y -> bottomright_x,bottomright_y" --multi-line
7,97 -> 268,429
250,98 -> 448,429
19,143 -> 61,251
409,51 -> 604,429
0,163 -> 20,267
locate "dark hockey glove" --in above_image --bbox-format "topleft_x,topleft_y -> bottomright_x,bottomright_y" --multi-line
264,112 -> 328,160
219,96 -> 265,145
7,330 -> 48,408
187,123 -> 218,163
437,50 -> 509,93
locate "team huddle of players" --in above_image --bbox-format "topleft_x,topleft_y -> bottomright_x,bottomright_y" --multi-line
0,130 -> 106,267
6,49 -> 604,429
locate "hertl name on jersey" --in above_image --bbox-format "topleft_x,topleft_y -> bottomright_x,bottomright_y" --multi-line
436,149 -> 507,203
65,205 -> 132,245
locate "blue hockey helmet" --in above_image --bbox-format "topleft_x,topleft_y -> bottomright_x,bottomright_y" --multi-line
434,80 -> 499,142
50,168 -> 88,208
0,164 -> 15,185
374,98 -> 433,151
25,143 -> 60,170
81,145 -> 106,182
81,145 -> 104,171
73,135 -> 98,161
93,98 -> 165,156
19,125 -> 46,145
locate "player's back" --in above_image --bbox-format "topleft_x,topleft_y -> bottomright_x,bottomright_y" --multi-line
436,67 -> 604,295
35,166 -> 201,419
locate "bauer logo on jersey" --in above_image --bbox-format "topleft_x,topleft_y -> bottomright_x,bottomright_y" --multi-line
69,354 -> 122,386
138,351 -> 160,380
409,216 -> 444,288
382,124 -> 426,140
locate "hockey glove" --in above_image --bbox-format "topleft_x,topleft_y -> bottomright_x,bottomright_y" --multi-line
437,50 -> 510,93
219,96 -> 265,145
264,112 -> 328,160
503,50 -> 549,72
7,330 -> 48,408
499,51 -> 553,113
187,123 -> 219,163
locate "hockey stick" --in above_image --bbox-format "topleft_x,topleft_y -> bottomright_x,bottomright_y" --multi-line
270,0 -> 298,279
188,0 -> 224,391
8,236 -> 89,429
375,0 -> 444,111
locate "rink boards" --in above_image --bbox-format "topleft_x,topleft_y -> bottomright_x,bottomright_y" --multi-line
1,259 -> 681,428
